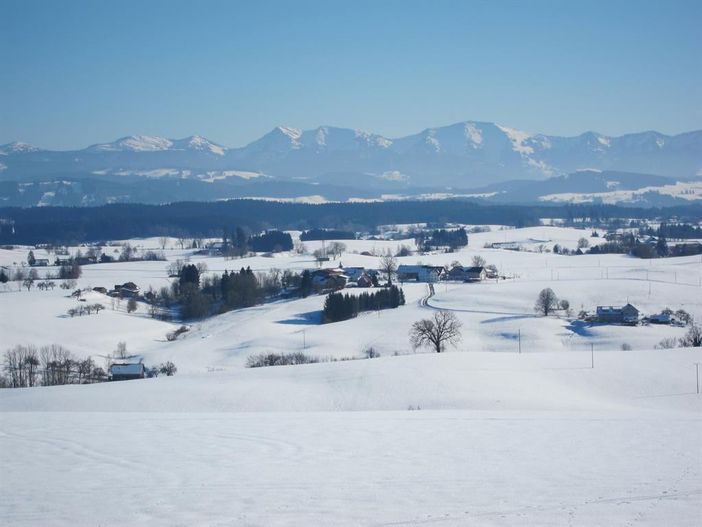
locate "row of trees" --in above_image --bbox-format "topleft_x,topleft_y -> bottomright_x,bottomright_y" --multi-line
1,343 -> 180,388
323,285 -> 405,323
2,344 -> 106,388
642,223 -> 702,240
587,234 -> 672,259
67,303 -> 105,317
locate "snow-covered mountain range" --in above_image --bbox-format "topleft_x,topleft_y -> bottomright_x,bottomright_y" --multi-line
85,135 -> 226,156
2,121 -> 700,188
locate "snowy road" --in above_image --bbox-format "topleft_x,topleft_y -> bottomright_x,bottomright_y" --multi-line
1,411 -> 700,526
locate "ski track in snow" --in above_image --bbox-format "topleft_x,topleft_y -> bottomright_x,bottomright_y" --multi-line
1,412 -> 700,526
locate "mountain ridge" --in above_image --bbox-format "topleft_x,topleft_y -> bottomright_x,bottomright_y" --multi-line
2,120 -> 700,186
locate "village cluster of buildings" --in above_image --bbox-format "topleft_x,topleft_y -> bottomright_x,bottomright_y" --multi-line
91,282 -> 141,298
310,263 -> 494,292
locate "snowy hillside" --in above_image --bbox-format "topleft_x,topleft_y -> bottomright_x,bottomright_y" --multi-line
1,226 -> 701,526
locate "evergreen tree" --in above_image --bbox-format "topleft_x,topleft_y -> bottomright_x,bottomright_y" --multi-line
656,236 -> 669,257
323,286 -> 405,323
300,270 -> 313,298
179,264 -> 200,287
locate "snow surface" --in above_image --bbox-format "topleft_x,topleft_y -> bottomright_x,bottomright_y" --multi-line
496,124 -> 534,154
1,226 -> 701,526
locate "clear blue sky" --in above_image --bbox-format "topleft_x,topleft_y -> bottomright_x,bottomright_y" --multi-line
1,0 -> 700,149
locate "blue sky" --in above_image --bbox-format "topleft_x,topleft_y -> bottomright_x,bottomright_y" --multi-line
1,0 -> 700,149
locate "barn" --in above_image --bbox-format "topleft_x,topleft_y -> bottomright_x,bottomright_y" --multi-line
110,362 -> 145,381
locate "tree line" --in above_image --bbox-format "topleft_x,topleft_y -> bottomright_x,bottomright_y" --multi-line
300,228 -> 356,241
642,223 -> 702,240
150,264 -> 312,320
587,233 -> 702,258
5,199 -> 698,245
2,344 -> 106,388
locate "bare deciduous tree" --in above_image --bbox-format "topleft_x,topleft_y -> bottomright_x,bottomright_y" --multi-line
535,288 -> 559,316
379,253 -> 398,286
177,236 -> 190,250
3,345 -> 40,387
127,297 -> 138,313
472,255 -> 486,267
158,237 -> 169,250
327,242 -> 346,259
410,311 -> 462,353
115,341 -> 128,359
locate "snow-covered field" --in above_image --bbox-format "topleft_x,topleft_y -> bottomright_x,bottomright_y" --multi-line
1,226 -> 701,526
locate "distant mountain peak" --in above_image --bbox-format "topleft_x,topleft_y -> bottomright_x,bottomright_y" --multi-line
85,134 -> 226,155
0,141 -> 41,155
88,135 -> 174,152
174,135 -> 225,155
276,126 -> 302,141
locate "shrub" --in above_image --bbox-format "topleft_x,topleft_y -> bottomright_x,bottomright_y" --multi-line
246,352 -> 319,368
159,361 -> 177,376
655,337 -> 678,349
679,324 -> 702,347
364,346 -> 381,358
166,325 -> 190,341
620,343 -> 632,351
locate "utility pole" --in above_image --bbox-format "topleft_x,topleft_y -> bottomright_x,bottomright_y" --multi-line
695,363 -> 700,395
302,329 -> 306,350
518,329 -> 521,354
590,343 -> 594,369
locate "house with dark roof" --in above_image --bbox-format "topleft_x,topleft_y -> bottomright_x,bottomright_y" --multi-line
111,282 -> 140,298
596,304 -> 639,324
397,265 -> 444,283
447,265 -> 487,282
310,268 -> 348,292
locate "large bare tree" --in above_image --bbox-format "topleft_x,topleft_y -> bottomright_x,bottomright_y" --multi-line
410,311 -> 462,353
379,253 -> 398,286
534,288 -> 558,316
